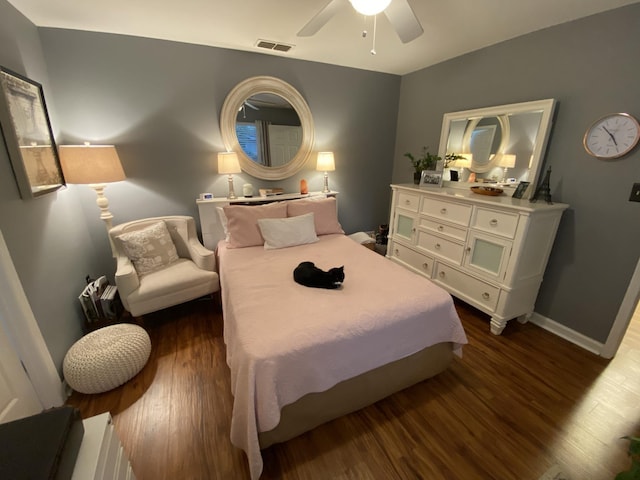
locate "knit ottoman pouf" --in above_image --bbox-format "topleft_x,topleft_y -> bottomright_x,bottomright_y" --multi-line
63,324 -> 151,394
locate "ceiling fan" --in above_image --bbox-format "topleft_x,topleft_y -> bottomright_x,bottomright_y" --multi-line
297,0 -> 423,44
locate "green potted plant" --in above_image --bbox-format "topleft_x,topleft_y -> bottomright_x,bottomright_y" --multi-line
444,153 -> 467,168
404,147 -> 441,184
617,436 -> 640,479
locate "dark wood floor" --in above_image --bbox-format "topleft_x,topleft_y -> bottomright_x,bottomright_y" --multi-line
66,297 -> 640,479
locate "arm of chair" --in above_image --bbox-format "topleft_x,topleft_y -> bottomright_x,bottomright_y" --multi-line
114,255 -> 140,298
186,238 -> 216,271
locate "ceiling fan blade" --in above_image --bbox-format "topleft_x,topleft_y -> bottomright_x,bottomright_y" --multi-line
383,0 -> 423,43
297,0 -> 347,37
244,101 -> 259,110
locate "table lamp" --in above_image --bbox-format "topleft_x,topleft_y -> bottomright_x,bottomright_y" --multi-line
497,154 -> 516,183
218,152 -> 241,199
316,151 -> 335,193
59,143 -> 126,255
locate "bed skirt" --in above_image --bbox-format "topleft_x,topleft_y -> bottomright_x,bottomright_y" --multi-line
258,341 -> 454,448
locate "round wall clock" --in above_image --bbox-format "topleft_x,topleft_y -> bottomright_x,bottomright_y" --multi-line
583,112 -> 640,159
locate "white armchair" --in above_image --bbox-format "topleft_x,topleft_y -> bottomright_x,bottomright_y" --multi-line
109,216 -> 219,317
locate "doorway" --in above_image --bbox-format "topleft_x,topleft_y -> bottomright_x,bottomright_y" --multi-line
601,256 -> 640,358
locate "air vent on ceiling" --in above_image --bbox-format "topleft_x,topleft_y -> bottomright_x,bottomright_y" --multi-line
256,39 -> 294,53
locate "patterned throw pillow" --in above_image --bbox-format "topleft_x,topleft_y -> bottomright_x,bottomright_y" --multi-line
116,221 -> 179,275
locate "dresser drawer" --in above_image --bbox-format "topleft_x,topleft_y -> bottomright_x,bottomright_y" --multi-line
472,208 -> 519,238
421,198 -> 472,226
390,243 -> 433,277
434,263 -> 500,311
397,192 -> 420,212
416,232 -> 464,264
419,217 -> 467,242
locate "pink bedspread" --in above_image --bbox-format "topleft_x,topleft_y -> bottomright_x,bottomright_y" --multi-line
218,234 -> 467,479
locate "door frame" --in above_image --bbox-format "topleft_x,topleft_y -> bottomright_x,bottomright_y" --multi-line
0,230 -> 65,408
601,255 -> 640,359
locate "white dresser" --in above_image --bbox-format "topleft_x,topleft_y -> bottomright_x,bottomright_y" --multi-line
71,412 -> 135,480
387,184 -> 568,334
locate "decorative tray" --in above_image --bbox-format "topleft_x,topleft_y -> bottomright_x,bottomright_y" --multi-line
470,186 -> 504,196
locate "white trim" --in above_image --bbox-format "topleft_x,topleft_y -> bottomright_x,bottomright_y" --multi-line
0,230 -> 65,408
601,255 -> 640,359
529,312 -> 604,355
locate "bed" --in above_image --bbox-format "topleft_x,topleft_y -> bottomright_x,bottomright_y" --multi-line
215,197 -> 468,479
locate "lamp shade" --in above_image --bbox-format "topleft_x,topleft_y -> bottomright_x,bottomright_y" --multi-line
316,151 -> 335,172
59,144 -> 126,184
497,154 -> 516,168
454,153 -> 473,168
218,152 -> 241,174
349,0 -> 391,15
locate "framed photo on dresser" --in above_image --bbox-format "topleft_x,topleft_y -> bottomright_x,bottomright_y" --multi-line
420,159 -> 444,188
512,181 -> 530,199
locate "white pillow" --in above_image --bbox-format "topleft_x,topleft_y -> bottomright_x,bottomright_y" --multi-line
116,221 -> 179,275
257,213 -> 318,250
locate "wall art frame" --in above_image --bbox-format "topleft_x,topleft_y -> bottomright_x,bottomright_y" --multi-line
0,66 -> 65,198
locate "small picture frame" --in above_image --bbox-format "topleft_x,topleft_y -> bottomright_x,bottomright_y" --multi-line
0,66 -> 65,198
512,181 -> 530,199
420,170 -> 443,187
420,159 -> 444,188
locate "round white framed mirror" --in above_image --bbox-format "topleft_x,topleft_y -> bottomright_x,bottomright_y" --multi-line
220,76 -> 315,180
459,115 -> 510,173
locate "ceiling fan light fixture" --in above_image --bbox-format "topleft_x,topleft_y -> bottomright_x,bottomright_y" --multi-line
349,0 -> 392,16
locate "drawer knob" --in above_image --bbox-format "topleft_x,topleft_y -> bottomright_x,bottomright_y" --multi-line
440,208 -> 447,214
412,227 -> 416,232
394,248 -> 399,255
435,243 -> 441,249
405,199 -> 411,205
439,271 -> 445,278
437,225 -> 444,231
490,219 -> 498,226
422,262 -> 429,269
466,247 -> 471,253
482,292 -> 490,300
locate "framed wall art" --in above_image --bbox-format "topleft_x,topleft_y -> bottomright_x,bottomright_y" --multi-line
0,66 -> 65,198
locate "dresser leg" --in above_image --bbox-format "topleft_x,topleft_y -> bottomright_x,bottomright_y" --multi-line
517,313 -> 532,325
490,317 -> 507,335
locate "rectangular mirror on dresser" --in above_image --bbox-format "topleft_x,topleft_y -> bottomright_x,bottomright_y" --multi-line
437,99 -> 556,199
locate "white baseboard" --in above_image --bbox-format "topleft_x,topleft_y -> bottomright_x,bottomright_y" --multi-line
529,312 -> 604,355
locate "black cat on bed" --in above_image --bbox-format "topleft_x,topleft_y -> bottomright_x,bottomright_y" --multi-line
293,262 -> 344,289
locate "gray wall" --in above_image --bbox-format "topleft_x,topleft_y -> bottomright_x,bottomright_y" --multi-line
0,0 -> 91,376
39,29 -> 400,259
0,5 -> 400,372
393,3 -> 640,342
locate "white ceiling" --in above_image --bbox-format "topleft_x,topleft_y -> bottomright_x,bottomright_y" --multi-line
7,0 -> 640,75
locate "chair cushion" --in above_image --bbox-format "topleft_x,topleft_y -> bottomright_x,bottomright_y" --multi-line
123,259 -> 218,316
116,221 -> 179,275
63,324 -> 151,394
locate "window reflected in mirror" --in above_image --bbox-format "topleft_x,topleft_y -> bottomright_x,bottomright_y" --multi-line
235,93 -> 301,167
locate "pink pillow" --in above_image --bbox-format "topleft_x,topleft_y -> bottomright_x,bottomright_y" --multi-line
287,197 -> 344,235
223,202 -> 288,248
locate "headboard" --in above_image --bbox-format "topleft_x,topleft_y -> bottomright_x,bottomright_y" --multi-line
196,191 -> 338,250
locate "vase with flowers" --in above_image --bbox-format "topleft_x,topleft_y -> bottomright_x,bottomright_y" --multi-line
404,147 -> 441,184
